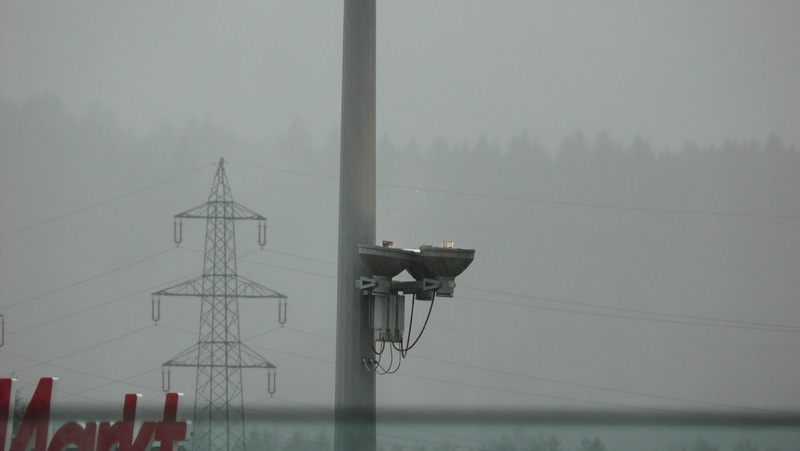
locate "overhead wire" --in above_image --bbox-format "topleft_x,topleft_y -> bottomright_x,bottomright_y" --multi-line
2,324 -> 154,377
0,246 -> 177,313
236,248 -> 799,333
5,248 -> 261,336
394,372 -> 775,421
407,354 -> 797,415
4,158 -> 796,421
3,349 -> 163,399
266,324 -> 797,416
0,163 -> 214,239
460,294 -> 800,333
461,285 -> 800,331
227,160 -> 800,220
7,269 -> 201,337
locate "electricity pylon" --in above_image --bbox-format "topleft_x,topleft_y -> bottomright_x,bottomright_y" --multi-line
151,158 -> 287,451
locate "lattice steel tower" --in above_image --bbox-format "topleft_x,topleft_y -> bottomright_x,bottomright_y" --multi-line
151,158 -> 287,451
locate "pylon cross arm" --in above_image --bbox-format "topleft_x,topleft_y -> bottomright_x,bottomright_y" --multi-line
235,275 -> 287,299
153,275 -> 286,299
162,342 -> 275,369
174,200 -> 266,221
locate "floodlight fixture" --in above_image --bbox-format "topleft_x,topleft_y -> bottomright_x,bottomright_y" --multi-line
356,240 -> 475,374
407,245 -> 475,298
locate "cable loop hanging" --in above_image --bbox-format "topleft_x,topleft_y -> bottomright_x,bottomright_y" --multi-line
392,292 -> 436,358
161,367 -> 171,392
258,220 -> 267,249
278,299 -> 287,327
151,295 -> 161,324
267,369 -> 276,397
173,219 -> 183,247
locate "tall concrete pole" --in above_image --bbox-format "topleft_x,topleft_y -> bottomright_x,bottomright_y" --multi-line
334,1 -> 376,450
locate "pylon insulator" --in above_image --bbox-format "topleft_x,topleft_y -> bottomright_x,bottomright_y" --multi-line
151,295 -> 161,324
278,299 -> 287,327
162,367 -> 171,392
258,220 -> 267,249
173,219 -> 182,247
268,369 -> 276,397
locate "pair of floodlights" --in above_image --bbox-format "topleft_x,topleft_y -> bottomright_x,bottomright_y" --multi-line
356,241 -> 474,373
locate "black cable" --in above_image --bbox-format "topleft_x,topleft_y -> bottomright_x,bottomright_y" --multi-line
384,346 -> 402,374
398,292 -> 437,356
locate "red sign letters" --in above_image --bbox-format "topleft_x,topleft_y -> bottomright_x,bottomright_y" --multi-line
1,378 -> 187,451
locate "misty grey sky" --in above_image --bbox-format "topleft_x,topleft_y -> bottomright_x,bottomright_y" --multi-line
2,4 -> 800,448
2,1 -> 799,152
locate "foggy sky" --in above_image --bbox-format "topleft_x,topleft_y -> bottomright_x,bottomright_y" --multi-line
1,2 -> 799,450
2,1 -> 799,152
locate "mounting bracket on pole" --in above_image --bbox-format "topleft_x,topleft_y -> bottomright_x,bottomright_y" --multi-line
356,277 -> 378,293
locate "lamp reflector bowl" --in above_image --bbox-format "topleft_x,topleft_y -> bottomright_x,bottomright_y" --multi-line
359,244 -> 415,278
407,246 -> 475,281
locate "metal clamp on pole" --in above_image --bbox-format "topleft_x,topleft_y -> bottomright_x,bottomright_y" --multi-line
356,277 -> 378,293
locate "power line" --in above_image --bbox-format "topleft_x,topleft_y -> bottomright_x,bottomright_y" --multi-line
2,349 -> 162,398
0,163 -> 214,239
11,377 -> 122,408
0,246 -> 177,312
461,286 -> 800,332
460,295 -> 799,333
408,354 -> 796,415
380,182 -> 800,219
227,160 -> 800,220
183,246 -> 336,279
394,373 -> 765,421
5,248 -> 262,335
263,249 -> 337,266
248,326 -> 795,417
2,324 -> 154,377
7,270 -> 201,337
231,247 -> 800,334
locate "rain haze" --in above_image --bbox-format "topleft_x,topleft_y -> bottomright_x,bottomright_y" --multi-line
1,2 -> 799,450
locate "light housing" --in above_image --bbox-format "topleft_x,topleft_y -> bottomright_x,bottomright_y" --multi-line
407,246 -> 475,298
